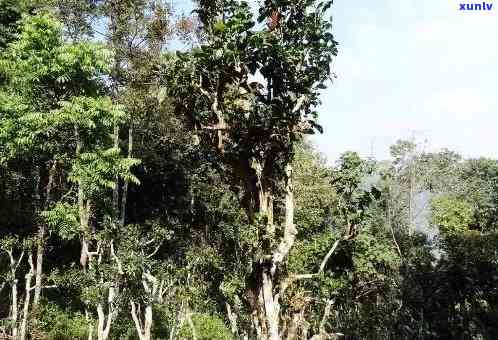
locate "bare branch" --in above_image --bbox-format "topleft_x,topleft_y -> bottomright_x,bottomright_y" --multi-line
29,284 -> 57,292
280,238 -> 342,298
319,300 -> 333,332
146,244 -> 161,258
292,95 -> 307,113
318,239 -> 341,273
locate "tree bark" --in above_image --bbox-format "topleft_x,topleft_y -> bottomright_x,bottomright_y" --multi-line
120,126 -> 133,227
272,164 -> 296,266
75,125 -> 88,268
251,163 -> 296,340
96,286 -> 116,340
11,278 -> 18,339
131,301 -> 153,340
20,253 -> 34,340
262,269 -> 280,340
86,309 -> 93,340
112,123 -> 120,219
34,161 -> 56,306
7,248 -> 23,339
33,225 -> 45,307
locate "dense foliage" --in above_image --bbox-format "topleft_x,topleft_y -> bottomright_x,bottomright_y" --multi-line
0,1 -> 497,340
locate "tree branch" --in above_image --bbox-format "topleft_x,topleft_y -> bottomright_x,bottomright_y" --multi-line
280,238 -> 342,296
318,239 -> 341,273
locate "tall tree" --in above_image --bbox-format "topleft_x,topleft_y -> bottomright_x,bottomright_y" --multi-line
170,1 -> 337,338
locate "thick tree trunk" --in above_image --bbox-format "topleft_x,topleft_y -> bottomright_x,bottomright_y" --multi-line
143,305 -> 153,340
250,163 -> 295,340
262,270 -> 280,340
131,301 -> 153,340
272,164 -> 296,266
96,286 -> 116,340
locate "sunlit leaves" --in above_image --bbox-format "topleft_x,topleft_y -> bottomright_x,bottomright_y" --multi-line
0,92 -> 34,162
0,13 -> 115,164
50,96 -> 127,131
431,196 -> 473,236
3,13 -> 112,103
332,151 -> 379,228
42,202 -> 80,240
69,147 -> 140,198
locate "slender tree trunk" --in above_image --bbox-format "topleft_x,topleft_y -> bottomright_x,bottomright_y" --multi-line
34,161 -> 56,306
387,183 -> 402,259
11,278 -> 18,339
186,309 -> 198,340
110,11 -> 122,220
75,125 -> 92,270
120,126 -> 133,227
86,309 -> 94,340
97,303 -> 105,340
286,310 -> 305,340
33,226 -> 45,306
31,165 -> 41,307
251,160 -> 275,340
226,302 -> 238,337
112,123 -> 120,220
20,254 -> 34,340
8,249 -> 23,339
75,124 -> 95,340
309,300 -> 333,340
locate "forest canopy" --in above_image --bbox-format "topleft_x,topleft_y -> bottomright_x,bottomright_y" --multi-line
0,1 -> 497,340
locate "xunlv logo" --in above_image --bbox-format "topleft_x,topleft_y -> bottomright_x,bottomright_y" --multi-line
460,2 -> 494,10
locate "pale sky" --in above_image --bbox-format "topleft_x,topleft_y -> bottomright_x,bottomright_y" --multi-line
173,0 -> 498,162
311,0 -> 498,162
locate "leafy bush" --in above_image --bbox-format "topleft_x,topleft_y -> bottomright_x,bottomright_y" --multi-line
36,303 -> 89,340
177,313 -> 233,340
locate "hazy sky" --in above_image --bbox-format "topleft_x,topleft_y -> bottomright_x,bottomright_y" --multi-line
173,0 -> 498,162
